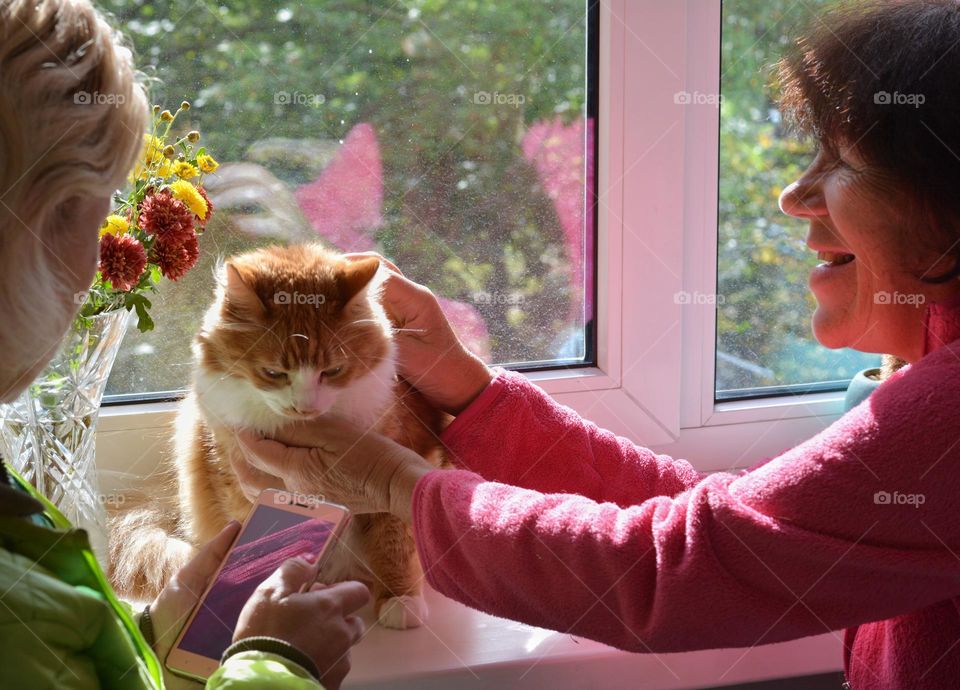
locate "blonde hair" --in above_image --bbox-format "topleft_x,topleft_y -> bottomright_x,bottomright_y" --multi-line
0,0 -> 148,390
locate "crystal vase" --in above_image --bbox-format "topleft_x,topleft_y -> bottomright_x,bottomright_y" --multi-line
0,309 -> 130,563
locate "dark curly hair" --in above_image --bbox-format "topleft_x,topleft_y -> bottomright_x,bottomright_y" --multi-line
777,0 -> 960,286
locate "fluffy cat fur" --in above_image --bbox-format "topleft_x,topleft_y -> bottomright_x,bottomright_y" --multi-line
110,244 -> 447,628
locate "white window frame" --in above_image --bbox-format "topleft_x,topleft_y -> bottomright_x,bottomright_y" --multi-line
98,0 -> 850,489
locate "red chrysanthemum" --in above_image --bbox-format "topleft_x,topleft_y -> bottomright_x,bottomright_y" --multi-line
150,231 -> 199,281
195,185 -> 214,228
99,233 -> 147,291
138,189 -> 195,240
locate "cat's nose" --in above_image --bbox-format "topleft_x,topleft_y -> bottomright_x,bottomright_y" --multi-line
291,404 -> 318,416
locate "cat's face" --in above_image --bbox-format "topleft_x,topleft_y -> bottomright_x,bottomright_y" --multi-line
195,244 -> 393,425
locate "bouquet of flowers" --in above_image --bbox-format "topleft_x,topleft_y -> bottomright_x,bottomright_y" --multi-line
77,100 -> 218,332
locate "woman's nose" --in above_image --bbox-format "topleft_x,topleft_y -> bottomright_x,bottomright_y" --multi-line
779,175 -> 827,218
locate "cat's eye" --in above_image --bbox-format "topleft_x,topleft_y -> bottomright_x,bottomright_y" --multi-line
323,366 -> 343,378
261,367 -> 287,380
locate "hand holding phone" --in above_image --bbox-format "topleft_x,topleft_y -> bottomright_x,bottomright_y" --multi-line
165,490 -> 368,687
233,559 -> 370,689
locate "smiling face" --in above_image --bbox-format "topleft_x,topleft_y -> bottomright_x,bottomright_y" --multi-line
779,142 -> 960,363
194,244 -> 395,431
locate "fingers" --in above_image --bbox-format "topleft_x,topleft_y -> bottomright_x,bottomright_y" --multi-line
342,252 -> 402,275
261,556 -> 319,597
343,614 -> 366,644
269,415 -> 364,449
236,428 -> 304,475
173,520 -> 240,589
228,447 -> 279,501
307,584 -> 366,642
341,253 -> 438,330
307,580 -> 372,617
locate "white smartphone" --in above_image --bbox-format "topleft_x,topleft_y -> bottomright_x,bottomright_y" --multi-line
165,489 -> 351,681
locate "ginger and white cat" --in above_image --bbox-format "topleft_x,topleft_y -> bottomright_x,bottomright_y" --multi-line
110,244 -> 446,628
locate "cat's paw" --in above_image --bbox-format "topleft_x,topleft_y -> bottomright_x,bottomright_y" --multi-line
376,594 -> 429,629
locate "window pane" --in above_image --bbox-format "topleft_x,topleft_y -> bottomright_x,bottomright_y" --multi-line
103,0 -> 595,399
716,0 -> 879,398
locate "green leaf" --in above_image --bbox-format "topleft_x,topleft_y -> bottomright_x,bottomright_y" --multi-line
134,303 -> 155,332
123,292 -> 155,332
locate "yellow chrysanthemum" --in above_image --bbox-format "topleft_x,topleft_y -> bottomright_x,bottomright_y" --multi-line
197,154 -> 219,174
169,179 -> 208,218
156,159 -> 175,179
99,214 -> 129,237
143,134 -> 164,165
129,157 -> 175,183
173,161 -> 199,179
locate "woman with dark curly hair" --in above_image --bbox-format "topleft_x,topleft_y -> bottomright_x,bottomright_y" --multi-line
238,1 -> 960,688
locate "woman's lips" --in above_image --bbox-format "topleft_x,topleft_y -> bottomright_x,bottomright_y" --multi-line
810,251 -> 856,290
816,250 -> 855,265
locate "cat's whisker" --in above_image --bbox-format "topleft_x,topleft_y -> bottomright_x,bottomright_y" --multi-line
329,318 -> 381,338
333,331 -> 379,350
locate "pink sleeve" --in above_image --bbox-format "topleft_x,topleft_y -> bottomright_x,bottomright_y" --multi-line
440,369 -> 702,506
414,348 -> 960,652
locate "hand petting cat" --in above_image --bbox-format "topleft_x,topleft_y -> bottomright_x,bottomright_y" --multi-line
343,252 -> 493,415
235,252 -> 495,524
236,418 -> 434,523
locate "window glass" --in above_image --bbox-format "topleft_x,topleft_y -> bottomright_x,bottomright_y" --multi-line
102,0 -> 595,399
716,0 -> 879,398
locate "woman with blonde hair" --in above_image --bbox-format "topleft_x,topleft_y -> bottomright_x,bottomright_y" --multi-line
0,1 -> 368,688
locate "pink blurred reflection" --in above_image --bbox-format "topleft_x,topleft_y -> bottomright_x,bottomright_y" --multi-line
295,118 -> 594,362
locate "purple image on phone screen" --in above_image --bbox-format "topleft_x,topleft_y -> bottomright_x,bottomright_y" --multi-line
179,504 -> 334,660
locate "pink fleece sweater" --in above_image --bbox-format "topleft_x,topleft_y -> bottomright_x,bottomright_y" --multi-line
411,297 -> 960,690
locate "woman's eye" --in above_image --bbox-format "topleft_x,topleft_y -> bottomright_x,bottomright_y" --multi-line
262,368 -> 287,380
323,366 -> 343,377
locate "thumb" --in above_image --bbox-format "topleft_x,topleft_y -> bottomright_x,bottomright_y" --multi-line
173,520 -> 241,591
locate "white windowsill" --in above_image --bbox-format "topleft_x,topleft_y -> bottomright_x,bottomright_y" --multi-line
93,381 -> 847,690
344,586 -> 842,690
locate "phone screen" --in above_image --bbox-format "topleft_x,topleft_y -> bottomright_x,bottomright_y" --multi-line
177,503 -> 336,661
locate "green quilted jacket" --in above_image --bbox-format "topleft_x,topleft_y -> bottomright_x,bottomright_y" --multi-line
0,463 -> 325,690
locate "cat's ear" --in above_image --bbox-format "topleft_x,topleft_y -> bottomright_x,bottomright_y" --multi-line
223,262 -> 266,321
337,257 -> 380,305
